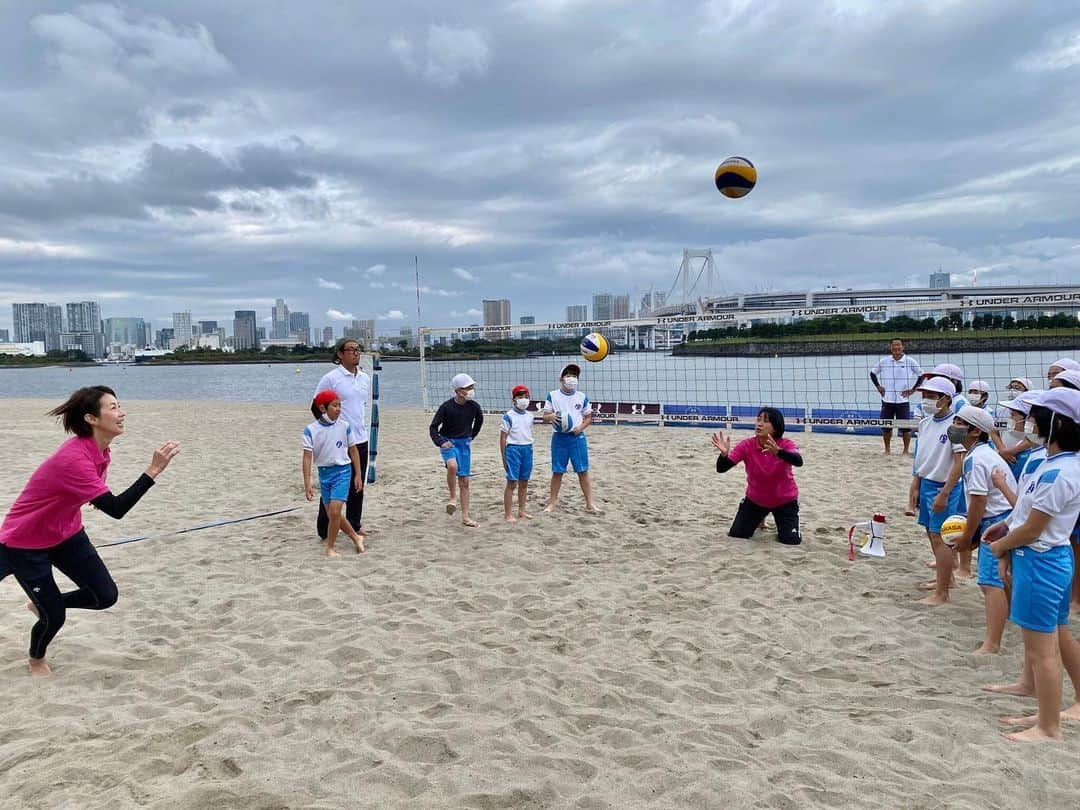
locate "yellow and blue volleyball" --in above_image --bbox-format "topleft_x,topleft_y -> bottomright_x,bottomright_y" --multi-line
715,156 -> 757,198
580,332 -> 609,363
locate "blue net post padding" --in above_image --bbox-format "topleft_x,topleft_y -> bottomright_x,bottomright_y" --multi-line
367,354 -> 381,484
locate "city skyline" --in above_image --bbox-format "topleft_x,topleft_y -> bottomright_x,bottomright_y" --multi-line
1,3 -> 1078,338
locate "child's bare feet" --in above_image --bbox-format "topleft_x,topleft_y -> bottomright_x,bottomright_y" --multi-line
504,515 -> 518,523
956,568 -> 974,580
982,680 -> 1035,696
462,518 -> 478,528
517,511 -> 533,520
325,546 -> 341,557
924,559 -> 937,569
916,593 -> 949,606
1001,705 -> 1080,727
446,501 -> 457,515
542,503 -> 556,514
585,506 -> 603,515
28,658 -> 52,677
1002,726 -> 1063,742
971,643 -> 1000,655
350,536 -> 365,553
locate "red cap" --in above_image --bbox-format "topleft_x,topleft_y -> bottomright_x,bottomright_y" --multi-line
512,384 -> 530,396
313,390 -> 339,409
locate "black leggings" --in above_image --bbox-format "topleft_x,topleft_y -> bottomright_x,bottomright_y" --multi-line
317,441 -> 368,539
728,497 -> 802,545
0,530 -> 118,659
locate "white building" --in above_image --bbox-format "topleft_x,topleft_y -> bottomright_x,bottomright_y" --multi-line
0,341 -> 46,357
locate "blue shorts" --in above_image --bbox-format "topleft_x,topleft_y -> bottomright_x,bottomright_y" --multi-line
1010,544 -> 1074,633
439,437 -> 472,477
318,464 -> 353,504
917,479 -> 965,534
504,443 -> 533,481
976,511 -> 1012,589
551,431 -> 588,474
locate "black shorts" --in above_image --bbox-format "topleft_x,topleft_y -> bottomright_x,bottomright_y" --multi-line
728,497 -> 801,545
879,401 -> 912,433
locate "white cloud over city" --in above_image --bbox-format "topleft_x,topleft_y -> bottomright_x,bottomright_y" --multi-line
1,0 -> 1079,336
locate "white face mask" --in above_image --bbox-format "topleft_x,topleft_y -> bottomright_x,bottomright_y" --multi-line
1004,389 -> 1020,400
514,397 -> 530,410
562,376 -> 578,390
921,398 -> 939,417
1024,420 -> 1045,446
1004,428 -> 1026,446
969,393 -> 987,407
464,389 -> 476,400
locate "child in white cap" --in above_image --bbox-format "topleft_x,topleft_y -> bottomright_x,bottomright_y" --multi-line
1047,358 -> 1080,387
983,388 -> 1080,742
908,376 -> 967,605
967,380 -> 993,415
428,373 -> 484,527
949,405 -> 1016,654
541,363 -> 599,514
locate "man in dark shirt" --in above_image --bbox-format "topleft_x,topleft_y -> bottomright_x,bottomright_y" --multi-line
429,373 -> 484,527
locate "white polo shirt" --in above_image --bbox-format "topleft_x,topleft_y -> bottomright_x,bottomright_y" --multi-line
1007,451 -> 1080,552
302,418 -> 358,467
501,408 -> 534,445
913,413 -> 964,483
871,354 -> 923,403
314,365 -> 371,443
962,441 -> 1015,518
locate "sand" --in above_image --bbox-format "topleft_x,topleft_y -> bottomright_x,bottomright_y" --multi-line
2,399 -> 1080,809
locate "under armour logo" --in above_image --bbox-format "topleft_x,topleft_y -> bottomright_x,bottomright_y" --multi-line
630,403 -> 644,415
32,587 -> 40,593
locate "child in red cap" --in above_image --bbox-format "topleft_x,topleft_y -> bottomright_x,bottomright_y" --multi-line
302,390 -> 365,556
501,384 -> 535,521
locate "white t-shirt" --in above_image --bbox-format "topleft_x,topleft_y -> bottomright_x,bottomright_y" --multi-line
1007,451 -> 1080,552
913,413 -> 964,483
501,408 -> 534,445
303,418 -> 358,467
545,388 -> 591,432
871,355 -> 923,403
1017,447 -> 1048,488
314,366 -> 371,443
962,441 -> 1014,518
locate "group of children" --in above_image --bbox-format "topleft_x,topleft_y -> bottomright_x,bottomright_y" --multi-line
906,357 -> 1080,741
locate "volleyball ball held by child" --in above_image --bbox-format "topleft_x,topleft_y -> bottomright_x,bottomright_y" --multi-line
554,411 -> 575,434
715,156 -> 757,198
580,332 -> 609,363
940,515 -> 967,548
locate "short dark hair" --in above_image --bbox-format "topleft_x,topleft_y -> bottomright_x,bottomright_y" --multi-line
48,386 -> 116,437
310,401 -> 324,419
757,407 -> 785,439
332,338 -> 361,365
1029,404 -> 1053,440
890,338 -> 904,345
1051,412 -> 1080,452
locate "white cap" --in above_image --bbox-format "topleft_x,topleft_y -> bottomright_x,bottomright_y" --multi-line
999,389 -> 1044,416
917,376 -> 956,398
967,380 -> 990,394
1038,388 -> 1080,424
1052,369 -> 1080,390
931,363 -> 964,381
956,405 -> 994,434
1008,376 -> 1033,391
1049,358 -> 1080,372
451,373 -> 475,390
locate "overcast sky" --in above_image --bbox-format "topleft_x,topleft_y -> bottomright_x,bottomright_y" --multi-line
1,0 -> 1079,335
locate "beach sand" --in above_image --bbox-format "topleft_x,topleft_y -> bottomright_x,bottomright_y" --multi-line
2,399 -> 1079,808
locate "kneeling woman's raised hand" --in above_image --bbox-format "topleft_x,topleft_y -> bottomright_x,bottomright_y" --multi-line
711,432 -> 731,456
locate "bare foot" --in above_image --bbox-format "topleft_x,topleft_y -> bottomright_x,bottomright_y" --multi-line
971,644 -> 1000,656
924,560 -> 937,569
28,658 -> 51,677
1003,726 -> 1063,742
542,503 -> 556,514
504,515 -> 518,523
350,536 -> 365,554
982,681 -> 1035,697
956,568 -> 975,580
1001,706 -> 1080,726
446,501 -> 457,515
26,600 -> 39,618
904,509 -> 916,517
919,578 -> 955,590
325,547 -> 341,557
916,593 -> 949,606
517,511 -> 533,520
585,506 -> 604,515
462,518 -> 478,528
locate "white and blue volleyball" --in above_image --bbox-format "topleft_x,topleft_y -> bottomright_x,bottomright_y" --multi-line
580,332 -> 609,363
554,411 -> 575,434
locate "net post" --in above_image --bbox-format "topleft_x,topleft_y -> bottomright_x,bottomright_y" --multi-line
419,327 -> 430,411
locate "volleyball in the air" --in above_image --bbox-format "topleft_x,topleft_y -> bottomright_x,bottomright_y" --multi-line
580,332 -> 609,363
715,156 -> 757,198
940,515 -> 967,548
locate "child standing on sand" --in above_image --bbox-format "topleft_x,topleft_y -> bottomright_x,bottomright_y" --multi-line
501,384 -> 535,522
429,373 -> 484,527
302,391 -> 365,556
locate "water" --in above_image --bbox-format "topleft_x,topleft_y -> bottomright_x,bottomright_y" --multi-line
0,347 -> 1074,410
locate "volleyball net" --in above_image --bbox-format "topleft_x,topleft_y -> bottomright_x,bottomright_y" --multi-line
418,293 -> 1080,435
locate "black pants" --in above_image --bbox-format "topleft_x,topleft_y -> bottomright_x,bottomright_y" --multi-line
728,497 -> 802,545
317,441 -> 368,539
0,530 -> 118,659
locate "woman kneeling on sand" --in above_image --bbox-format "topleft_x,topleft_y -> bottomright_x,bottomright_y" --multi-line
0,387 -> 179,676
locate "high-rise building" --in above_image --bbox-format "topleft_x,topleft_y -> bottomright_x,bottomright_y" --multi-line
272,298 -> 290,339
66,301 -> 101,334
343,319 -> 375,346
322,326 -> 334,346
930,271 -> 950,289
613,294 -> 631,320
156,328 -> 175,349
12,303 -> 48,343
0,329 -> 8,342
198,320 -> 218,334
289,311 -> 311,345
256,326 -> 267,343
172,311 -> 193,348
46,304 -> 63,335
483,299 -> 511,327
567,305 -> 588,322
104,318 -> 147,348
592,294 -> 613,321
640,290 -> 666,315
233,310 -> 258,350
519,316 -> 535,324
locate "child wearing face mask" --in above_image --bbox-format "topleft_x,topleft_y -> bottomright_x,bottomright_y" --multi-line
949,406 -> 1017,654
908,376 -> 966,605
967,380 -> 993,415
429,373 -> 484,527
997,390 -> 1043,480
501,384 -> 535,522
541,363 -> 599,514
